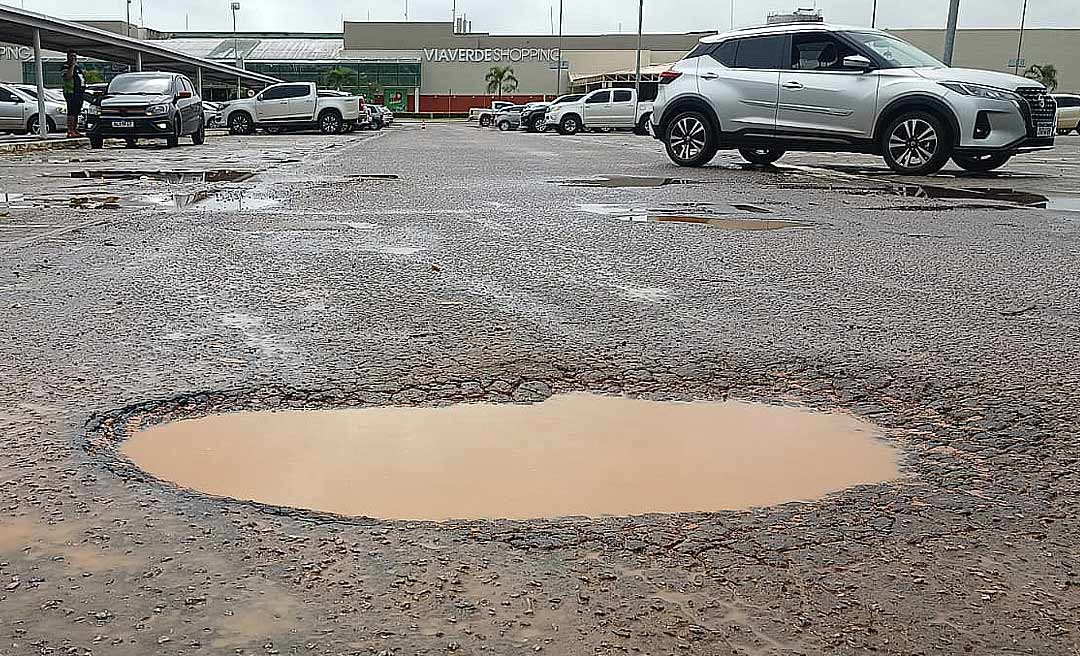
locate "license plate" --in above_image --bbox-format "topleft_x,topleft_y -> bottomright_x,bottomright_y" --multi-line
1037,125 -> 1053,137
111,120 -> 134,128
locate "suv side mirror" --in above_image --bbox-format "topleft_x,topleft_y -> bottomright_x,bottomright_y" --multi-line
843,55 -> 874,72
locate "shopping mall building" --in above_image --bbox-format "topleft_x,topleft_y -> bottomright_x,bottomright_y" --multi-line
2,19 -> 1077,111
0,20 -> 713,110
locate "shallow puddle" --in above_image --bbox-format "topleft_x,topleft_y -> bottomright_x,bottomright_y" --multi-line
122,393 -> 897,521
194,191 -> 281,212
554,175 -> 699,188
68,169 -> 254,183
622,215 -> 807,230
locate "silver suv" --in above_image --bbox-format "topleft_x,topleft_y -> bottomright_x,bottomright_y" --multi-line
651,24 -> 1056,175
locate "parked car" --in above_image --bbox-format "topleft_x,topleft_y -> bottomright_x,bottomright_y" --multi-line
1054,94 -> 1080,134
85,72 -> 203,149
222,82 -> 362,135
470,100 -> 514,127
545,88 -> 652,135
0,82 -> 67,134
494,105 -> 525,131
651,23 -> 1057,174
369,104 -> 394,129
203,101 -> 223,129
520,94 -> 582,132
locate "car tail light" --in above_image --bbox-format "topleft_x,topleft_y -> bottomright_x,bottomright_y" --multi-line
658,70 -> 683,85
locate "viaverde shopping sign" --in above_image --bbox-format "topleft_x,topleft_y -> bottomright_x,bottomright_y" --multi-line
423,47 -> 560,64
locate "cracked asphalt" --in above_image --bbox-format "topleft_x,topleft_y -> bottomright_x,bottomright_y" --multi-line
1,124 -> 1079,655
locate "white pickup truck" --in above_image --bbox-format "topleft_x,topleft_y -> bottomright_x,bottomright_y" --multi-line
545,88 -> 652,136
222,82 -> 363,135
470,101 -> 514,127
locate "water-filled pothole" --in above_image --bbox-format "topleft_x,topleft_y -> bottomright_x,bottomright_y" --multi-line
68,169 -> 255,183
623,215 -> 807,230
121,393 -> 897,521
553,176 -> 700,188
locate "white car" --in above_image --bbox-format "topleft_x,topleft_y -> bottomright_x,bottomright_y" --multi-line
0,82 -> 66,134
1053,94 -> 1079,134
545,88 -> 653,135
651,23 -> 1056,174
222,82 -> 363,135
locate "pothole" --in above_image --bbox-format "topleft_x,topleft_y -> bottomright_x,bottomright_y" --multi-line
631,215 -> 807,230
119,393 -> 897,521
553,176 -> 700,188
67,169 -> 255,183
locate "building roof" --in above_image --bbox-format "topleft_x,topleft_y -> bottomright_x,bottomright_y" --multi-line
162,37 -> 345,62
0,4 -> 279,85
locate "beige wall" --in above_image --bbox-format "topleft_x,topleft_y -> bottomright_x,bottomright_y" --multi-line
891,29 -> 1080,92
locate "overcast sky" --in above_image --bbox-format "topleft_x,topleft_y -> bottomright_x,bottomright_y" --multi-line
14,0 -> 1078,34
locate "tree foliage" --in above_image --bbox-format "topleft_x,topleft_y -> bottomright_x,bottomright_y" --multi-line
1023,63 -> 1058,92
485,66 -> 519,98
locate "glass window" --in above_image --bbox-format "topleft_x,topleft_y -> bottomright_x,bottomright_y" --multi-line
0,87 -> 20,103
685,42 -> 713,59
712,40 -> 738,67
260,85 -> 289,100
107,74 -> 174,95
789,34 -> 859,71
733,35 -> 785,69
846,32 -> 943,69
586,91 -> 610,104
612,90 -> 632,102
283,84 -> 311,99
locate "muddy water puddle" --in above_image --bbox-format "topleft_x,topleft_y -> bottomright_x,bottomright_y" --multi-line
554,175 -> 701,188
122,393 -> 897,521
68,169 -> 254,183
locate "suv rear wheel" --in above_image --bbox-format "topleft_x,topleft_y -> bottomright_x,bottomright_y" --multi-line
952,152 -> 1011,172
739,147 -> 785,166
663,110 -> 718,167
881,111 -> 951,175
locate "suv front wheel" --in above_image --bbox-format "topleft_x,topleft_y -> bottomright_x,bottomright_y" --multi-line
739,147 -> 785,166
952,152 -> 1011,172
881,111 -> 951,175
664,111 -> 718,167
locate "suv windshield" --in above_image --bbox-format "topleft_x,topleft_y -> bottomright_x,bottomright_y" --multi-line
847,32 -> 944,68
107,75 -> 173,95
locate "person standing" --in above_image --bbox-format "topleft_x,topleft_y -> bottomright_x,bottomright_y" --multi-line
61,52 -> 86,138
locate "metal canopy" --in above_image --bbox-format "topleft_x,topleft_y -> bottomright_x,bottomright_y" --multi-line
0,3 -> 279,86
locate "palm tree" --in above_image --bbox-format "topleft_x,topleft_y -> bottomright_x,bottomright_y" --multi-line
323,66 -> 356,91
485,66 -> 519,100
1023,64 -> 1059,92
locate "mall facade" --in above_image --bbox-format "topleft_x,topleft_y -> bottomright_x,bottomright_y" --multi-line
0,20 -> 713,110
2,21 -> 1077,111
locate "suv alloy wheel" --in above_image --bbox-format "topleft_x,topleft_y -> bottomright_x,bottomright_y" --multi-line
229,112 -> 253,135
663,111 -> 718,167
881,111 -> 951,175
952,152 -> 1011,172
497,120 -> 512,131
319,111 -> 342,134
559,115 -> 581,135
739,147 -> 785,166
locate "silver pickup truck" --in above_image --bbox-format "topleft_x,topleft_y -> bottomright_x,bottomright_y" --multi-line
222,82 -> 362,135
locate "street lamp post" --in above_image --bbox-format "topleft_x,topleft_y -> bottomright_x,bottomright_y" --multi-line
871,0 -> 877,28
943,0 -> 960,66
554,0 -> 564,96
125,0 -> 131,37
231,1 -> 241,99
1014,0 -> 1029,75
633,0 -> 643,127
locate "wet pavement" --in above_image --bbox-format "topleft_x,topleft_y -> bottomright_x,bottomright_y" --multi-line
1,126 -> 1080,655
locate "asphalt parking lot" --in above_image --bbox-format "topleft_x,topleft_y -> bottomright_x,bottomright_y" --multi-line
1,124 -> 1079,655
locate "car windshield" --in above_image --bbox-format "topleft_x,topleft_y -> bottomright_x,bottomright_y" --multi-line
847,32 -> 944,68
107,76 -> 173,95
554,95 -> 582,104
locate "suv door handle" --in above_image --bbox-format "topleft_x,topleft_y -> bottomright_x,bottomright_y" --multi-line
782,81 -> 805,90
701,72 -> 720,80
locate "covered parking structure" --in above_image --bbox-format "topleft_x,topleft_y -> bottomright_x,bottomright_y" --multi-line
0,3 -> 279,138
569,63 -> 671,101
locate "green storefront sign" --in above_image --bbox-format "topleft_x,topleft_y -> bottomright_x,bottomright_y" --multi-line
383,88 -> 409,112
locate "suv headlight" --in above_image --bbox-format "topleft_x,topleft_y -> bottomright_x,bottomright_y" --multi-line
147,104 -> 170,116
86,104 -> 100,115
940,82 -> 1021,102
